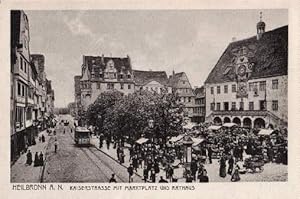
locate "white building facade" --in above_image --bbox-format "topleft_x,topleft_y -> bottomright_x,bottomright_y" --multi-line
205,20 -> 288,129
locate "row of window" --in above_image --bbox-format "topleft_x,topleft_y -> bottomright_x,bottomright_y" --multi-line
17,81 -> 26,97
195,98 -> 205,105
15,106 -> 33,128
210,79 -> 279,95
178,97 -> 192,103
210,100 -> 278,111
96,82 -> 133,90
194,107 -> 205,114
91,73 -> 131,79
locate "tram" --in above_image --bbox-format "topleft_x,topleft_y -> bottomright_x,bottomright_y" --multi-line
74,127 -> 91,146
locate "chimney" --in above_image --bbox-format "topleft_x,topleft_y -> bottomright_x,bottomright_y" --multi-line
232,37 -> 236,42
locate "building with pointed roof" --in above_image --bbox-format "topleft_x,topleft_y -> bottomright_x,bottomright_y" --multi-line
133,70 -> 172,94
78,55 -> 135,111
169,71 -> 197,122
204,15 -> 288,129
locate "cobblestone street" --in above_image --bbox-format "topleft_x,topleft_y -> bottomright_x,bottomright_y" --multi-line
42,120 -> 142,183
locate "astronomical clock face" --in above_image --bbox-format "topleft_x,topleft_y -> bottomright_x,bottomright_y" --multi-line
237,81 -> 248,98
231,46 -> 256,98
238,65 -> 247,76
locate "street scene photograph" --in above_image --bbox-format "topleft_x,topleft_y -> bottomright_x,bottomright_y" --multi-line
10,9 -> 288,183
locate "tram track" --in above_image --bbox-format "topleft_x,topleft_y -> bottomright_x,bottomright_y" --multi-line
67,127 -> 127,182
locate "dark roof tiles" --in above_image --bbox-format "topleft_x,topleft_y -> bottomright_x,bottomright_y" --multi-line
205,26 -> 288,84
132,70 -> 169,86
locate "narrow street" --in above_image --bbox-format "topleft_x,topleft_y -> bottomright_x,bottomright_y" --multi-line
42,116 -> 142,183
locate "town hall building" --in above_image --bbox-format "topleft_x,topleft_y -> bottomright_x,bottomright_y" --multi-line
205,16 -> 288,129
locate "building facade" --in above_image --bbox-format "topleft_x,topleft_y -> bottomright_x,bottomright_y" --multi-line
11,10 -> 55,163
169,72 -> 197,122
79,55 -> 135,111
205,18 -> 288,129
193,86 -> 206,123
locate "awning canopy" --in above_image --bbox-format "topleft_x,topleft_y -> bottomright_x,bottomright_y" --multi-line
208,125 -> 222,131
183,122 -> 197,129
191,138 -> 205,146
258,129 -> 275,136
136,137 -> 149,145
222,123 -> 237,128
75,127 -> 90,133
169,135 -> 184,143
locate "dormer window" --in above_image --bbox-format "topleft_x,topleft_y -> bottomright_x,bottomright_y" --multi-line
119,74 -> 123,79
127,74 -> 131,79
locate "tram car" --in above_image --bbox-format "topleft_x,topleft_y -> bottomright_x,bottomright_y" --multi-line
74,127 -> 91,146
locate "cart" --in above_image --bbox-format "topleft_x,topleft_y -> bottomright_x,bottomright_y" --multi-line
243,156 -> 265,173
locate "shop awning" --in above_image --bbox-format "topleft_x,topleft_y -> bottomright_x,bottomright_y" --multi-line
258,129 -> 275,136
169,135 -> 184,143
135,137 -> 149,145
222,123 -> 237,128
208,125 -> 222,131
183,122 -> 197,130
192,138 -> 205,146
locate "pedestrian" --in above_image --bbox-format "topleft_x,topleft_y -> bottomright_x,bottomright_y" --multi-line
26,150 -> 32,165
231,164 -> 241,182
219,155 -> 227,178
120,152 -> 125,164
41,134 -> 45,143
150,168 -> 156,183
39,136 -> 42,143
107,138 -> 111,150
109,174 -> 117,183
127,164 -> 134,183
39,152 -> 44,166
207,146 -> 213,164
132,155 -> 138,172
168,165 -> 174,182
199,169 -> 209,183
154,161 -> 160,174
158,176 -> 168,183
143,166 -> 148,182
54,139 -> 58,153
190,159 -> 198,181
117,146 -> 121,161
34,152 -> 39,167
99,133 -> 104,148
227,155 -> 234,175
63,129 -> 65,134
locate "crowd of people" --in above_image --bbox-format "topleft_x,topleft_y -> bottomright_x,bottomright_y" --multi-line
97,121 -> 288,183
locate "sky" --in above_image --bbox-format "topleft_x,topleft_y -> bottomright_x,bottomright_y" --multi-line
25,9 -> 288,108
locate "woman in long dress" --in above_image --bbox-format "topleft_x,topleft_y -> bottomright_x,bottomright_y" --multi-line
219,155 -> 226,178
34,152 -> 39,167
231,164 -> 241,182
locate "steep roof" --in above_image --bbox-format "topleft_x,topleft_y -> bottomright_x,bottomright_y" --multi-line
31,54 -> 45,73
205,25 -> 288,84
194,86 -> 205,96
169,72 -> 192,89
133,70 -> 169,86
84,55 -> 131,72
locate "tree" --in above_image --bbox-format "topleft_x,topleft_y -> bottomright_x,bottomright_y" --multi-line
85,90 -> 123,133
